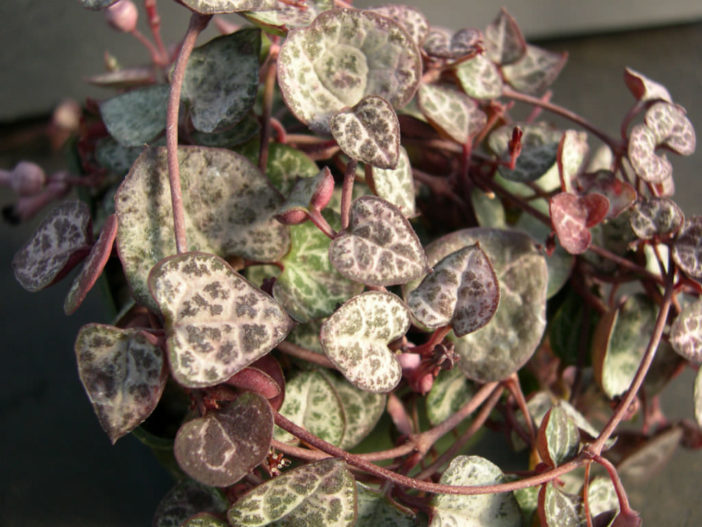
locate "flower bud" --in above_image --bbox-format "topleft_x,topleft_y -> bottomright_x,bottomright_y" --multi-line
275,208 -> 308,225
105,0 -> 138,33
10,161 -> 46,196
309,167 -> 335,211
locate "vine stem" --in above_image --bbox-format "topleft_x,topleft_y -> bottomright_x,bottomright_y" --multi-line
504,373 -> 536,441
130,29 -> 164,66
166,13 -> 211,254
340,159 -> 357,230
276,341 -> 335,369
259,42 -> 279,173
143,0 -> 169,66
592,454 -> 637,517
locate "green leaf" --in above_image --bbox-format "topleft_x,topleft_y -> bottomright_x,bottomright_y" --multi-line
356,483 -> 416,526
502,45 -> 567,95
277,8 -> 421,133
12,200 -> 91,292
100,84 -> 169,146
180,0 -> 277,14
431,455 -> 521,527
277,167 -> 335,218
488,122 -> 562,183
75,324 -> 166,444
627,123 -> 672,184
513,484 -> 539,527
372,146 -> 416,217
623,67 -> 672,102
484,8 -> 526,65
149,252 -> 294,388
673,216 -> 702,280
587,477 -> 619,520
227,458 -> 356,526
629,197 -> 683,240
426,368 -> 473,426
670,299 -> 702,362
154,480 -> 228,527
273,369 -> 346,446
409,228 -> 548,382
408,244 -> 499,337
238,141 -> 320,195
115,146 -> 289,309
95,137 -> 144,174
329,196 -> 427,286
537,482 -> 582,527
644,101 -> 696,156
456,54 -> 503,100
183,513 -> 229,527
191,114 -> 260,148
470,188 -> 507,229
320,291 -> 411,392
418,83 -> 487,144
368,5 -> 428,47
549,287 -> 591,366
182,29 -> 261,133
174,392 -> 273,486
558,130 -> 589,191
244,0 -> 332,34
422,26 -> 482,59
536,405 -> 580,467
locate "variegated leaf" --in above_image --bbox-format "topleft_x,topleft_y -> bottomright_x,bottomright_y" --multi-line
320,291 -> 411,392
418,83 -> 487,144
673,216 -> 702,280
372,146 -> 416,217
558,130 -> 589,191
629,197 -> 683,240
227,458 -> 356,526
277,167 -> 335,219
237,141 -> 319,195
75,324 -> 167,444
149,252 -> 294,388
277,8 -> 421,133
577,170 -> 636,219
502,45 -> 567,95
623,67 -> 672,103
536,405 -> 580,467
244,0 -> 331,34
356,483 -> 415,526
488,122 -> 562,183
588,477 -> 619,519
484,8 -> 526,65
628,123 -> 672,184
153,480 -> 228,527
422,26 -> 482,59
100,84 -> 169,146
426,368 -> 473,426
644,101 -> 696,156
329,196 -> 427,286
537,483 -> 582,527
191,114 -> 260,148
456,54 -> 503,100
95,137 -> 144,174
115,146 -> 289,309
180,0 -> 277,14
368,5 -> 429,46
670,299 -> 702,363
174,392 -> 273,487
550,192 -> 609,255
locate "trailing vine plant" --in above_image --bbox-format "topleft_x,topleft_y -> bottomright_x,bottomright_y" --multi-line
3,1 -> 701,525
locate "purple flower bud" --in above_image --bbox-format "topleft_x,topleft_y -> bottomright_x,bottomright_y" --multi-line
105,0 -> 138,33
10,161 -> 46,196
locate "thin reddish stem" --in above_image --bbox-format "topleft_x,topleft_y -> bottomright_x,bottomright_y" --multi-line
143,0 -> 169,65
340,160 -> 357,230
259,43 -> 279,173
504,373 -> 536,441
592,454 -> 637,516
130,28 -> 163,66
276,341 -> 335,369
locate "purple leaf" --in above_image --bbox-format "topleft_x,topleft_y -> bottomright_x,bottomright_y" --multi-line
550,192 -> 609,254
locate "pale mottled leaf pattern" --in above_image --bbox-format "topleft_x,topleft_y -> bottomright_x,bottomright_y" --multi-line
244,0 -> 332,33
670,299 -> 702,363
550,192 -> 609,255
372,146 -> 416,217
277,8 -> 421,132
100,84 -> 169,146
368,5 -> 428,46
180,0 -> 277,14
418,83 -> 486,144
191,114 -> 260,148
537,483 -> 582,527
456,54 -> 503,100
320,291 -> 411,392
488,123 -> 562,183
356,483 -> 415,526
330,95 -> 400,168
153,480 -> 228,527
623,67 -> 672,103
408,244 -> 499,337
578,170 -> 636,219
329,196 -> 427,286
587,477 -> 619,519
273,369 -> 345,446
181,29 -> 261,133
484,8 -> 526,65
95,137 -> 144,174
628,123 -> 672,184
64,213 -> 118,315
513,485 -> 539,527
237,141 -> 319,195
116,146 -> 289,309
558,130 -> 589,191
629,197 -> 683,240
12,200 -> 91,292
426,368 -> 473,426
695,367 -> 702,427
277,167 -> 334,218
174,392 -> 273,487
80,0 -> 118,10
183,513 -> 229,527
431,456 -> 521,527
227,458 -> 356,526
149,252 -> 294,387
673,216 -> 702,280
644,101 -> 696,156
502,45 -> 567,95
536,405 -> 580,467
422,26 -> 482,59
75,324 -> 167,444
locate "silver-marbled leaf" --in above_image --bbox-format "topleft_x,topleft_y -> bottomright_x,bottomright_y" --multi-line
426,368 -> 473,426
488,122 -> 562,183
623,67 -> 672,103
418,83 -> 487,144
100,84 -> 169,147
149,252 -> 294,388
183,513 -> 229,527
330,95 -> 400,168
153,480 -> 228,527
227,458 -> 356,526
536,405 -> 580,467
329,196 -> 427,286
75,323 -> 167,444
174,392 -> 273,487
356,483 -> 415,526
12,200 -> 91,292
277,167 -> 335,219
670,299 -> 702,363
628,123 -> 672,184
673,216 -> 702,280
588,477 -> 619,520
191,114 -> 260,148
180,0 -> 277,14
95,137 -> 145,174
629,197 -> 683,240
116,146 -> 289,309
277,8 -> 421,133
644,101 -> 696,156
408,244 -> 499,337
558,130 -> 589,192
372,146 -> 416,217
422,26 -> 482,60
484,8 -> 526,65
456,54 -> 503,100
537,483 -> 582,527
617,426 -> 682,482
320,291 -> 411,392
502,45 -> 567,95
368,5 -> 429,47
244,0 -> 332,34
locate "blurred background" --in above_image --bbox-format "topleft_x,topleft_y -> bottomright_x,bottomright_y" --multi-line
1,1 -> 701,525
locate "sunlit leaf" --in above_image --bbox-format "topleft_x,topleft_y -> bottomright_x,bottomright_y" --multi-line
536,405 -> 580,467
149,252 -> 294,388
550,192 -> 609,255
644,101 -> 696,156
672,216 -> 702,280
244,0 -> 332,34
321,291 -> 411,392
356,483 -> 415,526
174,392 -> 273,487
617,426 -> 682,482
470,188 -> 506,229
431,455 -> 521,527
488,122 -> 562,183
181,29 -> 261,133
558,130 -> 589,191
100,84 -> 169,147
502,45 -> 567,95
537,482 -> 582,527
408,244 -> 499,337
629,197 -> 683,240
422,26 -> 482,59
456,54 -> 503,100
623,67 -> 672,103
670,299 -> 702,363
277,8 -> 421,133
180,0 -> 277,14
627,123 -> 672,184
368,5 -> 429,47
418,83 -> 487,144
115,146 -> 289,309
12,200 -> 91,292
153,480 -> 228,527
372,146 -> 416,217
426,368 -> 473,426
227,458 -> 356,526
75,323 -> 167,444
329,196 -> 427,286
577,170 -> 636,219
484,8 -> 526,65
588,477 -> 619,520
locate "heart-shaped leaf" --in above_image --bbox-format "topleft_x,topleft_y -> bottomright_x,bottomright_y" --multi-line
321,291 -> 411,392
329,196 -> 427,286
149,252 -> 294,388
368,5 -> 429,47
227,458 -> 356,526
80,0 -> 118,9
95,137 -> 145,175
670,299 -> 702,363
644,101 -> 696,156
64,213 -> 118,315
182,513 -> 229,527
408,244 -> 499,337
174,392 -> 273,487
502,45 -> 567,95
237,141 -> 320,195
627,123 -> 672,184
577,170 -> 636,219
484,8 -> 526,65
629,197 -> 683,240
558,130 -> 589,191
623,67 -> 672,103
418,83 -> 487,144
330,95 -> 400,168
537,482 -> 582,527
426,368 -> 473,426
116,146 -> 289,309
695,367 -> 702,427
191,114 -> 260,148
456,54 -> 503,100
536,405 -> 580,467
588,477 -> 619,519
672,216 -> 702,281
431,455 -> 521,527
154,480 -> 228,527
408,228 -> 548,382
372,146 -> 416,217
244,0 -> 331,34
100,84 -> 169,146
277,8 -> 421,133
12,200 -> 91,292
75,323 -> 167,444
550,192 -> 609,255
180,0 -> 277,14
181,29 -> 261,133
356,483 -> 415,526
422,26 -> 482,60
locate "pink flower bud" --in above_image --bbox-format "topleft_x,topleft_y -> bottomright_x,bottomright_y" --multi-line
105,0 -> 138,33
417,373 -> 434,395
275,209 -> 308,225
11,161 -> 46,196
310,167 -> 335,211
397,352 -> 421,372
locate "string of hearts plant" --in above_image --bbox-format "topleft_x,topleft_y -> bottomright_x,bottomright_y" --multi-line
4,1 -> 701,525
